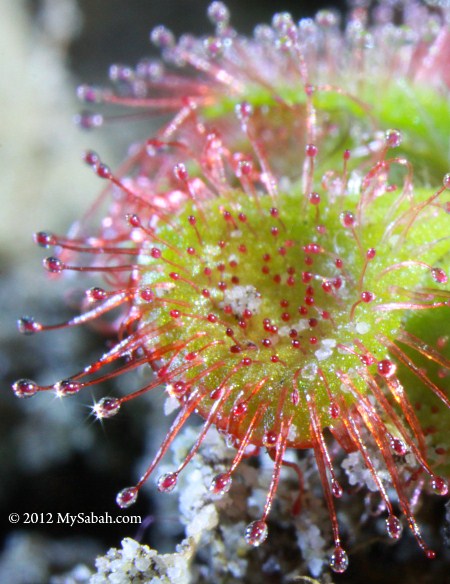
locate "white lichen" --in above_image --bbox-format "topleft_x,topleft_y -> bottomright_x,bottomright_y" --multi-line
342,450 -> 390,493
90,537 -> 196,584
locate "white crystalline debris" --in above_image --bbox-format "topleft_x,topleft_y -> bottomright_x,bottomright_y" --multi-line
314,338 -> 337,361
215,523 -> 249,578
139,425 -> 244,580
292,458 -> 330,579
301,362 -> 318,380
342,451 -> 390,492
355,321 -> 370,335
177,462 -> 220,538
164,392 -> 180,415
277,325 -> 290,337
221,285 -> 261,317
278,319 -> 308,337
156,426 -> 232,536
186,503 -> 219,538
90,537 -> 195,584
201,244 -> 221,261
296,521 -> 327,578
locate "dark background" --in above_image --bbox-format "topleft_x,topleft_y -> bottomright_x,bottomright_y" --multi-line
67,0 -> 347,82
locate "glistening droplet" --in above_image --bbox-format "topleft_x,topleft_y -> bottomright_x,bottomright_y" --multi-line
431,476 -> 448,496
329,546 -> 349,573
157,472 -> 178,493
245,519 -> 268,546
116,486 -> 138,508
12,379 -> 39,398
54,379 -> 82,397
386,515 -> 403,539
209,473 -> 232,495
94,397 -> 121,418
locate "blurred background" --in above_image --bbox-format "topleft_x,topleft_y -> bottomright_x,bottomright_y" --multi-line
1,0 -> 346,256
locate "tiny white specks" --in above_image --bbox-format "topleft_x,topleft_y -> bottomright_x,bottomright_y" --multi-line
287,424 -> 298,442
202,244 -> 221,258
230,230 -> 242,238
342,450 -> 390,492
221,285 -> 261,317
315,338 -> 336,361
301,362 -> 318,380
315,349 -> 330,362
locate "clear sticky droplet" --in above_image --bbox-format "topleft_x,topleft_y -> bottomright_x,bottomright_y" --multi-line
12,379 -> 39,398
77,84 -> 102,103
86,287 -> 107,302
245,519 -> 268,546
431,267 -> 447,284
262,430 -> 277,448
235,101 -> 253,125
390,436 -> 407,456
150,25 -> 175,49
210,473 -> 232,496
340,211 -> 355,228
377,359 -> 397,378
329,402 -> 340,419
386,515 -> 403,539
232,401 -> 248,418
116,486 -> 138,508
43,256 -> 64,274
34,231 -> 56,248
431,476 -> 448,496
207,1 -> 230,26
332,479 -> 343,498
385,129 -> 402,148
305,143 -> 318,157
17,316 -> 42,335
54,379 -> 82,397
174,163 -> 189,182
330,546 -> 349,573
94,397 -> 121,418
74,111 -> 104,130
157,472 -> 178,493
204,36 -> 223,58
171,380 -> 188,398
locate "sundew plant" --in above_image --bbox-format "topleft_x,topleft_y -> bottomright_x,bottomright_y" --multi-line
13,0 -> 450,577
